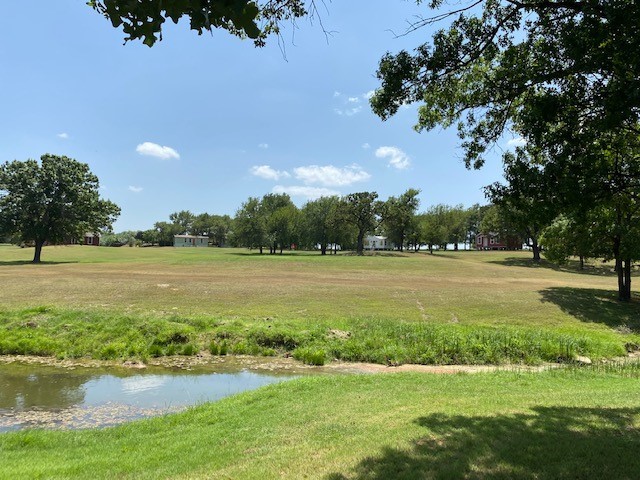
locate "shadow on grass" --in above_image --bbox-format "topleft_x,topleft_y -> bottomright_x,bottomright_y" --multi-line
540,287 -> 640,331
327,406 -> 640,480
0,260 -> 77,266
489,257 -> 621,277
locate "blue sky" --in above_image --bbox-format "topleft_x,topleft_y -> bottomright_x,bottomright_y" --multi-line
0,1 -> 512,232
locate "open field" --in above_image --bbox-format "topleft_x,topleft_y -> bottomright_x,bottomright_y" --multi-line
0,244 -> 639,364
2,366 -> 640,479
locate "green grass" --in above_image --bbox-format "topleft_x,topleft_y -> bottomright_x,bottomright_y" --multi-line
0,244 -> 639,364
1,367 -> 640,479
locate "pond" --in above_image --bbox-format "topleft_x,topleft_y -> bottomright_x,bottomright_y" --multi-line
0,359 -> 311,432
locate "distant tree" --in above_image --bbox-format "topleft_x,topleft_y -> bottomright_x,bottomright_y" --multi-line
268,204 -> 299,254
260,193 -> 296,254
445,205 -> 469,251
341,192 -> 379,255
301,196 -> 341,255
485,150 -> 559,261
210,215 -> 232,247
0,154 -> 120,263
477,204 -> 523,250
540,215 -> 594,270
169,210 -> 195,235
89,0 -> 310,48
192,213 -> 213,237
235,197 -> 266,253
100,230 -> 138,247
379,188 -> 420,251
153,221 -> 182,246
419,205 -> 448,254
140,228 -> 160,246
406,213 -> 424,252
465,204 -> 491,248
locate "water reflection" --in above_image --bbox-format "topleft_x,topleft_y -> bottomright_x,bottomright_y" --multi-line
0,362 -> 298,431
0,366 -> 90,411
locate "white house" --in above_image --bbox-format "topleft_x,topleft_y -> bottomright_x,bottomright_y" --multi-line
174,235 -> 209,247
363,235 -> 392,250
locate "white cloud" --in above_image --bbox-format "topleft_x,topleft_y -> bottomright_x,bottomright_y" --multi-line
136,142 -> 180,160
375,146 -> 411,170
333,91 -> 341,97
334,106 -> 363,117
507,137 -> 527,147
347,97 -> 360,103
57,132 -> 69,139
362,143 -> 371,150
128,185 -> 143,193
258,143 -> 269,149
293,164 -> 370,187
363,90 -> 375,100
272,185 -> 340,199
250,165 -> 291,181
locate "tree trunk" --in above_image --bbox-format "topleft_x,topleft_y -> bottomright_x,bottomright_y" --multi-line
613,236 -> 630,301
356,231 -> 365,255
32,240 -> 44,263
429,243 -> 433,255
579,256 -> 584,270
624,258 -> 631,302
279,245 -> 283,255
259,246 -> 263,254
320,244 -> 327,255
531,236 -> 541,263
454,242 -> 459,251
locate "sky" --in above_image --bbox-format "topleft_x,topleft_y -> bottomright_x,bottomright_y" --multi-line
0,1 -> 516,232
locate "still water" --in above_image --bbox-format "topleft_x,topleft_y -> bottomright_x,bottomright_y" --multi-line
0,361 -> 300,431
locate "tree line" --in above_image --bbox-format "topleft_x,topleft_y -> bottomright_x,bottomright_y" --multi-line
113,190 -> 526,256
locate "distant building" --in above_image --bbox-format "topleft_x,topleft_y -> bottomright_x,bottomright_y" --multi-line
66,232 -> 100,246
174,235 -> 208,247
83,233 -> 100,246
475,233 -> 521,250
364,235 -> 392,250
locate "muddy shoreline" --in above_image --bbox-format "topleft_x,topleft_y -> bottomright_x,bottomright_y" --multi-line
0,353 -> 557,375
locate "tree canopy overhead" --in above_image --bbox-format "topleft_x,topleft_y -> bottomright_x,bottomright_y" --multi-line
88,0 -> 312,47
0,154 -> 120,263
371,0 -> 640,168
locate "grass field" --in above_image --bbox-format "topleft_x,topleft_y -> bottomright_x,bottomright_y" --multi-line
2,366 -> 640,479
2,245 -> 640,479
0,244 -> 639,364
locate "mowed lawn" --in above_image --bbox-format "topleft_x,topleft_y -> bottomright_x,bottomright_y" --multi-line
0,244 -> 638,363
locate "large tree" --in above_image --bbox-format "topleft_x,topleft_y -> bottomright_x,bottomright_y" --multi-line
371,1 -> 640,168
0,154 -> 120,263
89,0 -> 312,47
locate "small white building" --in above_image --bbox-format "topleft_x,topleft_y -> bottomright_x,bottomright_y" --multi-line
174,235 -> 209,247
363,235 -> 392,250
